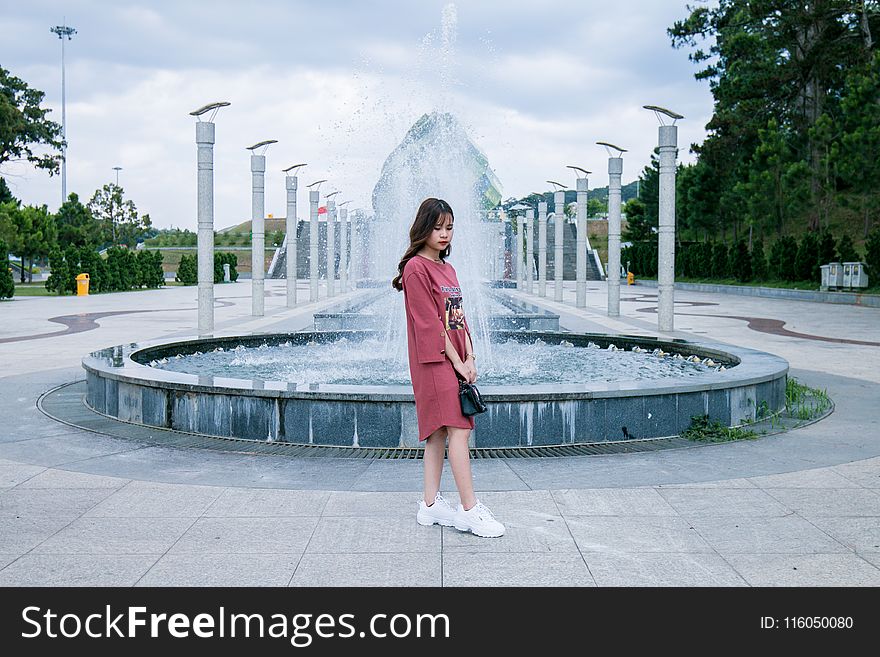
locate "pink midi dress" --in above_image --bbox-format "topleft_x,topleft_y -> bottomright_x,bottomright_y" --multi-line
402,254 -> 475,441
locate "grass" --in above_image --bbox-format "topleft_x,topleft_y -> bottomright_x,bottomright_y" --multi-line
681,376 -> 832,443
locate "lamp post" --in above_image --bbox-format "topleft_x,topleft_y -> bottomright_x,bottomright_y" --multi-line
597,143 -> 626,317
246,139 -> 277,317
338,200 -> 351,292
50,23 -> 76,206
306,179 -> 326,301
643,105 -> 683,332
547,180 -> 567,301
324,190 -> 340,297
567,166 -> 591,308
536,196 -> 548,297
283,163 -> 306,307
189,101 -> 230,338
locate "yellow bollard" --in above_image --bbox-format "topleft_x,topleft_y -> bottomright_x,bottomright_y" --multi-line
627,271 -> 634,286
76,272 -> 90,296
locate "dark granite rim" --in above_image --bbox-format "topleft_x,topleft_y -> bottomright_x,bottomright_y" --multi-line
82,329 -> 788,402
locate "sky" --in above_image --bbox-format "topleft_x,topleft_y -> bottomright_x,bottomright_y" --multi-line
0,0 -> 715,231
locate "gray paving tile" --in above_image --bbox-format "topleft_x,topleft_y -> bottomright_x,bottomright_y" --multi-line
0,554 -> 157,586
724,553 -> 880,586
443,552 -> 595,586
15,469 -> 130,489
584,552 -> 749,586
169,517 -> 318,554
84,481 -> 225,517
807,516 -> 880,552
689,515 -> 849,554
0,516 -> 72,552
306,516 -> 440,553
0,553 -> 22,569
656,488 -> 792,517
552,488 -> 678,516
0,434 -> 137,467
443,516 -> 577,553
656,478 -> 757,489
748,468 -> 864,489
0,488 -> 117,518
137,553 -> 301,586
322,491 -> 425,517
32,517 -> 195,554
566,516 -> 715,553
0,463 -> 45,488
291,553 -> 441,587
830,460 -> 880,488
204,488 -> 330,517
762,488 -> 880,517
858,552 -> 880,568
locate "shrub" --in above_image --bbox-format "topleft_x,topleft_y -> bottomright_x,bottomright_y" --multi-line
836,234 -> 859,263
0,239 -> 13,299
731,239 -> 752,282
751,238 -> 768,281
176,253 -> 198,285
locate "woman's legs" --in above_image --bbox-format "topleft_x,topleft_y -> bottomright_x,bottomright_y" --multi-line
447,427 -> 476,510
422,426 -> 447,505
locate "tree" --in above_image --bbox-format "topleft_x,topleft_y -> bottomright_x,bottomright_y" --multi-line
87,184 -> 150,248
836,234 -> 859,262
0,177 -> 15,204
176,253 -> 197,285
55,193 -> 102,248
2,203 -> 56,282
0,238 -> 13,299
865,227 -> 880,279
731,239 -> 752,282
0,66 -> 63,175
621,198 -> 654,242
751,237 -> 768,281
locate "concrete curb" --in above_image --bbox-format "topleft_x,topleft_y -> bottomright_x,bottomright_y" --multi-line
633,279 -> 880,307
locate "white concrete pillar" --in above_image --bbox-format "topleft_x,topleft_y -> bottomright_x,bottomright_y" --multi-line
525,208 -> 535,294
554,190 -> 565,302
250,154 -> 266,317
309,189 -> 320,302
607,157 -> 623,316
513,216 -> 522,289
350,212 -> 359,289
327,199 -> 336,297
576,177 -> 588,307
196,121 -> 215,338
285,174 -> 298,307
537,201 -> 548,297
658,125 -> 677,331
339,207 -> 348,292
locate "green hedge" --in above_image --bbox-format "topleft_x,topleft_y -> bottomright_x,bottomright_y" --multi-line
45,247 -> 165,294
623,228 -> 877,286
176,252 -> 239,286
0,239 -> 14,299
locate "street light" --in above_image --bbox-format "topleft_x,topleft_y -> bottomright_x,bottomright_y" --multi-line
50,22 -> 77,205
110,166 -> 122,246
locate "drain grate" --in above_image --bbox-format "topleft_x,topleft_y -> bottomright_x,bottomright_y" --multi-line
35,379 -> 743,459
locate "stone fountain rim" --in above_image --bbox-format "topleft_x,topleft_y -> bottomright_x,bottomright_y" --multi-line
82,330 -> 789,402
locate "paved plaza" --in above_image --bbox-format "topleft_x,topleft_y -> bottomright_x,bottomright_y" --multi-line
1,279 -> 879,586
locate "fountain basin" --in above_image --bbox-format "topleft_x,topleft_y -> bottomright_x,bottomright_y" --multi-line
82,330 -> 788,449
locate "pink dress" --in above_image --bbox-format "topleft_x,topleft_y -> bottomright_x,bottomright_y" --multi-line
402,255 -> 475,441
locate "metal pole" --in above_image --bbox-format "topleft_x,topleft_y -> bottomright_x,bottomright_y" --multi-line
251,153 -> 266,316
607,156 -> 623,316
309,190 -> 320,301
658,124 -> 678,331
285,173 -> 298,307
576,178 -> 588,307
554,190 -> 565,302
196,121 -> 215,337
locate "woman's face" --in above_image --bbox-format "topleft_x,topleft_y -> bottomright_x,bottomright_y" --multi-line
426,212 -> 453,251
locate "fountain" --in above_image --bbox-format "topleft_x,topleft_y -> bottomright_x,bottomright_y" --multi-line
82,3 -> 788,452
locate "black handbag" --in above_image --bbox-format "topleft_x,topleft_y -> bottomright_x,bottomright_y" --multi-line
456,372 -> 487,416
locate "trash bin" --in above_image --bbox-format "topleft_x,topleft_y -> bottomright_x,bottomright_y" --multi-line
845,261 -> 869,289
828,262 -> 843,289
820,264 -> 830,291
627,271 -> 635,285
76,272 -> 90,296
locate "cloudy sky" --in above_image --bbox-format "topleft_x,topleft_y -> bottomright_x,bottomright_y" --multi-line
1,0 -> 714,231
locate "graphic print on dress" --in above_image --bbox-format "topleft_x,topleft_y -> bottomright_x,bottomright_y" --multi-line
444,294 -> 465,330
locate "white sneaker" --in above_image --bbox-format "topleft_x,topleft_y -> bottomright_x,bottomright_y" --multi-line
417,492 -> 457,527
454,500 -> 505,538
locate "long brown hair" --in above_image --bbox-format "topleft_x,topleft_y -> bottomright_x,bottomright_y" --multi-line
391,198 -> 454,291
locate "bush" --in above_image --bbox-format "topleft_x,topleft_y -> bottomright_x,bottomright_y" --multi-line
0,239 -> 14,299
215,251 -> 239,282
836,234 -> 859,263
711,242 -> 728,278
817,229 -> 837,267
770,236 -> 798,280
794,231 -> 820,282
731,239 -> 752,282
866,228 -> 880,280
176,253 -> 198,285
137,249 -> 165,288
751,238 -> 768,281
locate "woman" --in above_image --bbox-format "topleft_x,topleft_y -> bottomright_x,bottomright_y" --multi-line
392,198 -> 505,538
